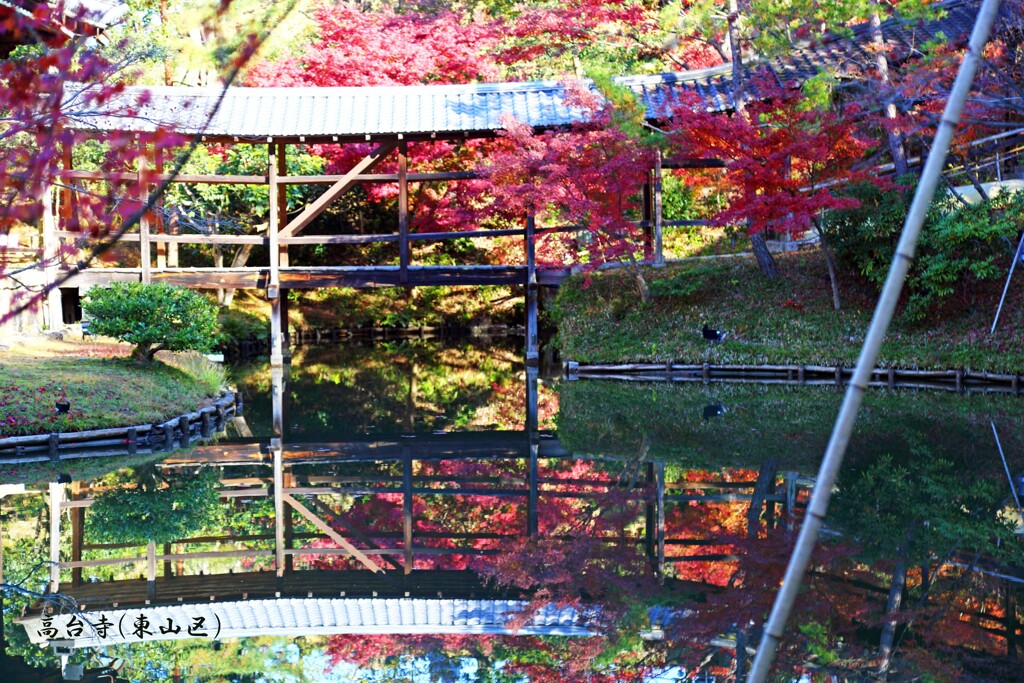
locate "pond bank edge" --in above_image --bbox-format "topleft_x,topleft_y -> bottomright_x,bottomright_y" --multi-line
0,391 -> 241,461
563,361 -> 1024,395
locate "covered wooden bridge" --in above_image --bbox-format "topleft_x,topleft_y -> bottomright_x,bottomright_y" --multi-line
25,0 -> 983,364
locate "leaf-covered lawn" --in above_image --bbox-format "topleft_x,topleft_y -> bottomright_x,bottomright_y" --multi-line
553,252 -> 1024,373
0,357 -> 218,437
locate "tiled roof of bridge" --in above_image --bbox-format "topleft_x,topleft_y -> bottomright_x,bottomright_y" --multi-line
63,0 -> 981,140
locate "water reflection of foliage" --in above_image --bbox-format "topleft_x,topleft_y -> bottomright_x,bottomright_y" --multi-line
231,339 -> 541,437
86,466 -> 223,545
558,381 -> 1024,473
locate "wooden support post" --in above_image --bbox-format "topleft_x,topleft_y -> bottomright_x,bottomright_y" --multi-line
525,214 -> 538,364
163,542 -> 172,578
398,139 -> 410,285
525,366 -> 539,434
272,444 -> 285,579
271,365 -> 285,440
284,472 -> 294,572
71,481 -> 83,586
138,147 -> 151,283
1006,580 -> 1019,658
747,458 -> 778,537
527,443 -> 539,537
60,142 -> 73,226
146,541 -> 157,601
280,287 -> 291,363
642,174 -> 653,261
41,181 -> 63,331
645,461 -> 656,560
48,481 -> 63,592
888,367 -> 896,390
276,143 -> 289,267
655,461 -> 665,577
403,447 -> 413,574
268,143 -> 284,367
784,471 -> 797,531
653,148 -> 664,265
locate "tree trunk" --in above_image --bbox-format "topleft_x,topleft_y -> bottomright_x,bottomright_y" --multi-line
625,249 -> 651,303
878,542 -> 910,678
750,232 -> 780,279
812,217 -> 841,310
727,0 -> 745,116
869,6 -> 909,177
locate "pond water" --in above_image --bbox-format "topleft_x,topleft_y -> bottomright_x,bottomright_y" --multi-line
4,337 -> 1024,682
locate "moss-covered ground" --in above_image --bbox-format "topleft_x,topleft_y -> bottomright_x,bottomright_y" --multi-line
553,251 -> 1024,373
0,339 -> 220,438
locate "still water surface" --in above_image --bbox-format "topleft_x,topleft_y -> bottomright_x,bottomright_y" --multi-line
5,338 -> 1024,681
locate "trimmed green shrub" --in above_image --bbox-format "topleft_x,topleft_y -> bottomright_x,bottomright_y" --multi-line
83,282 -> 219,362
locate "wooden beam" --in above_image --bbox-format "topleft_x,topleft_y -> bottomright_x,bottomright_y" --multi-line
282,494 -> 385,573
280,141 -> 397,238
281,171 -> 478,184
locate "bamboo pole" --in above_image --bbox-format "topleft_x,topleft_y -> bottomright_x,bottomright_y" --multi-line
992,231 -> 1023,333
748,3 -> 1003,679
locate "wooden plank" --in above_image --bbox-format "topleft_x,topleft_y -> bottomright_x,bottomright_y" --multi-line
281,141 -> 397,238
71,481 -> 83,586
282,494 -> 384,573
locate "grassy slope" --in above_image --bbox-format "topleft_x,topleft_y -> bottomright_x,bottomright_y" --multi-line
0,348 -> 220,438
553,251 -> 1024,373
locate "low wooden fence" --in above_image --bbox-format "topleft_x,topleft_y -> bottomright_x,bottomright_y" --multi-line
564,361 -> 1024,395
0,391 -> 241,462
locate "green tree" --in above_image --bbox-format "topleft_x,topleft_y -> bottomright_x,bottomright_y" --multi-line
82,282 -> 219,362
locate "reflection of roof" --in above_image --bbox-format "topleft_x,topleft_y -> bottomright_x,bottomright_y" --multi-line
61,0 -> 981,141
19,597 -> 594,649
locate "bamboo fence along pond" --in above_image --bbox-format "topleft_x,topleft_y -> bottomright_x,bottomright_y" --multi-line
564,362 -> 1024,395
0,391 -> 241,462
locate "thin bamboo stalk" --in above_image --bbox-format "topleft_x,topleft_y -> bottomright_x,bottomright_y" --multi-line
749,4 -> 1003,680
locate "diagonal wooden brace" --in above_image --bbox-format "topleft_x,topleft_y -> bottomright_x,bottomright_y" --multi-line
280,141 -> 398,239
282,493 -> 385,573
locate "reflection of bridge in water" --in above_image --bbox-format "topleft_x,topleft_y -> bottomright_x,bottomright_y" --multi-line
19,366 -> 811,650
